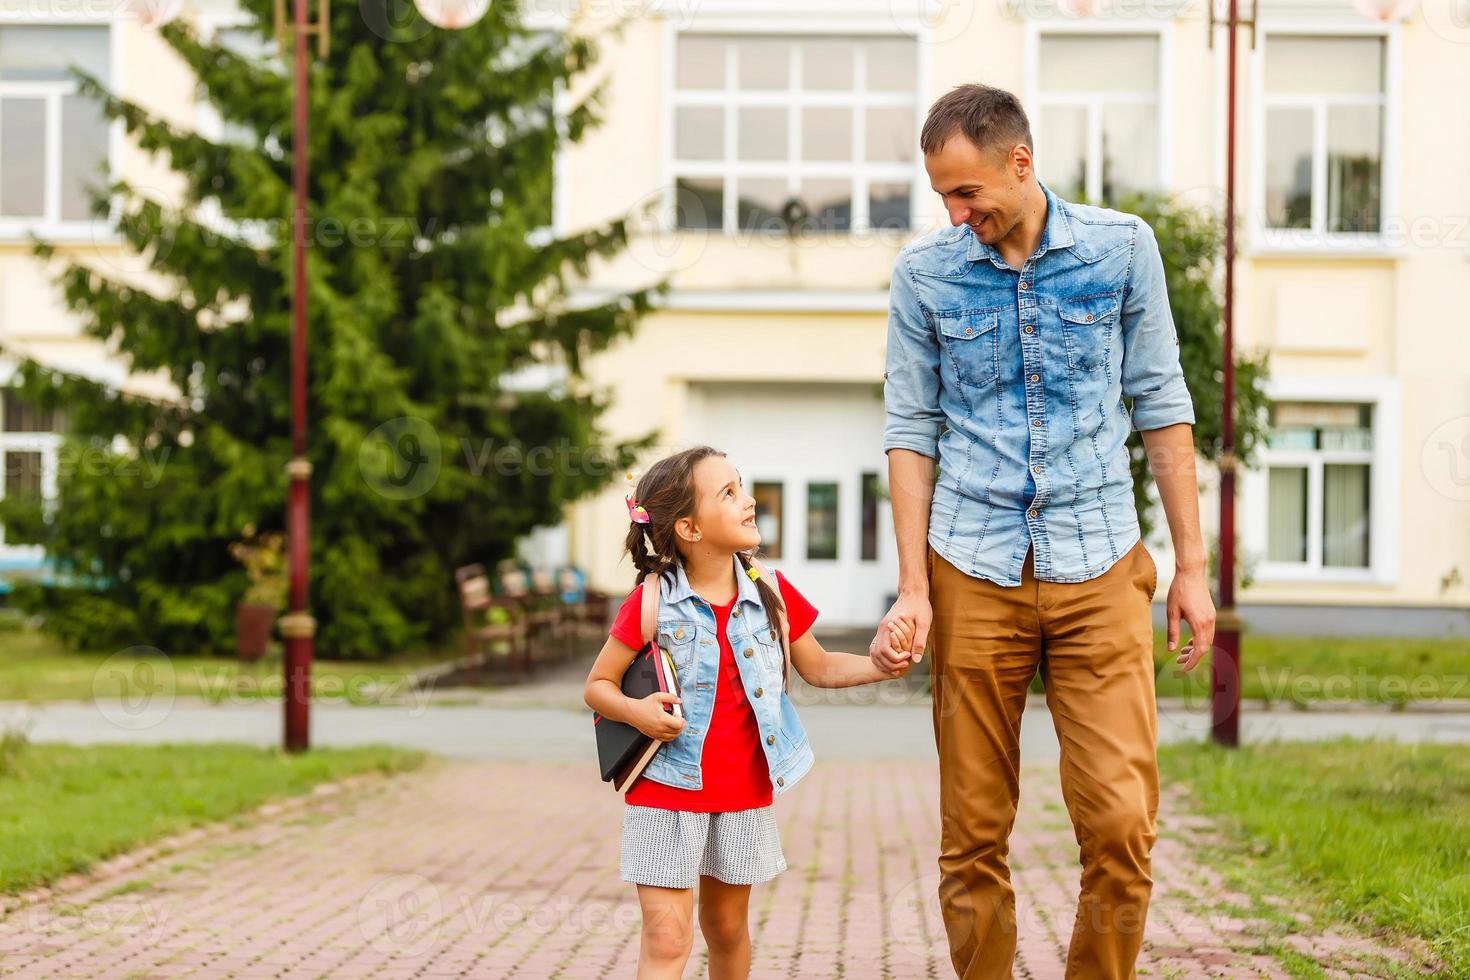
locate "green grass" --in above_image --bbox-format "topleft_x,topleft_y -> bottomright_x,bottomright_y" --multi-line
0,740 -> 426,894
1159,739 -> 1470,976
0,622 -> 452,704
1150,634 -> 1470,705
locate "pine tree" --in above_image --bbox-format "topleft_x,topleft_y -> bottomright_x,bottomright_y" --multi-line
0,1 -> 655,657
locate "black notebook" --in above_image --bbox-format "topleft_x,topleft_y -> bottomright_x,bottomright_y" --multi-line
594,639 -> 682,792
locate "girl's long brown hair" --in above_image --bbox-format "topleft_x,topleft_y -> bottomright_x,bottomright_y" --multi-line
624,446 -> 790,690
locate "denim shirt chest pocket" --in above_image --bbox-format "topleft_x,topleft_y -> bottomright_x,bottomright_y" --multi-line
1055,290 -> 1120,375
934,309 -> 1002,390
655,617 -> 705,690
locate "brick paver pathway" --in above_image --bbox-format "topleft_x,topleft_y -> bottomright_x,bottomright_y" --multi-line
0,761 -> 1425,979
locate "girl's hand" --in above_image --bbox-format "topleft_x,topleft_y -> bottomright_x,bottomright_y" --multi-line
629,692 -> 686,742
885,616 -> 915,654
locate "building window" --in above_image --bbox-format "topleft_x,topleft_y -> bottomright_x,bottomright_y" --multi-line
1,391 -> 62,549
0,26 -> 111,225
1261,34 -> 1385,237
1034,33 -> 1161,204
805,481 -> 838,560
671,34 -> 918,235
753,481 -> 783,559
1264,402 -> 1372,570
860,472 -> 879,561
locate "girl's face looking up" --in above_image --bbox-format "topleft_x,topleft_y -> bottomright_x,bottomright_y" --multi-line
677,456 -> 760,555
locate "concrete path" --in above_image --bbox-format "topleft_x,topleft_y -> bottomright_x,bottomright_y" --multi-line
5,658 -> 1468,764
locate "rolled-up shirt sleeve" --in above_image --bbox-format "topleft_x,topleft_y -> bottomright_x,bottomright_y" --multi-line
1120,218 -> 1196,431
882,255 -> 943,457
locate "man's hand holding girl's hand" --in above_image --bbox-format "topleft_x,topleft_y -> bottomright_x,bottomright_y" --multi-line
629,691 -> 685,742
870,595 -> 930,677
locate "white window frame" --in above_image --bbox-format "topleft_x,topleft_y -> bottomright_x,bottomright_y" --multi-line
1023,20 -> 1173,203
0,14 -> 123,243
1249,22 -> 1402,256
0,362 -> 61,559
1241,376 -> 1400,586
661,13 -> 927,237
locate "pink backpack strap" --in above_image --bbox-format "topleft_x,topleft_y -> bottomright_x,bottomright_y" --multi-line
639,571 -> 660,647
750,558 -> 792,692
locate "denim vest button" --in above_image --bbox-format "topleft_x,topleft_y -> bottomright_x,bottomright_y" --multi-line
732,608 -> 742,618
743,647 -> 753,658
766,734 -> 775,745
674,628 -> 685,640
777,776 -> 784,786
754,687 -> 763,698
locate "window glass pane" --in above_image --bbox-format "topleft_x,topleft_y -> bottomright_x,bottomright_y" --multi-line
674,177 -> 722,230
802,107 -> 852,161
802,40 -> 854,90
738,106 -> 787,162
1265,108 -> 1313,229
2,391 -> 57,433
798,179 -> 850,233
1267,466 -> 1308,563
865,38 -> 917,91
60,94 -> 109,221
753,482 -> 783,559
0,98 -> 46,217
806,482 -> 838,560
1264,36 -> 1383,95
736,178 -> 788,233
674,106 -> 723,160
869,181 -> 910,232
865,106 -> 915,163
1038,105 -> 1087,201
676,35 -> 725,89
1323,463 -> 1370,567
1327,104 -> 1381,234
0,26 -> 110,83
738,39 -> 789,90
1039,35 -> 1158,93
860,472 -> 880,561
4,451 -> 42,499
1100,102 -> 1157,200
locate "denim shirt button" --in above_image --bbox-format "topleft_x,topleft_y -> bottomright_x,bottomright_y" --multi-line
1019,281 -> 1030,291
1028,508 -> 1039,518
1024,325 -> 1034,334
1032,419 -> 1042,428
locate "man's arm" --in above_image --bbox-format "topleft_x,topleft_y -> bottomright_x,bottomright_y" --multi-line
1122,217 -> 1214,672
874,258 -> 941,671
1141,424 -> 1215,671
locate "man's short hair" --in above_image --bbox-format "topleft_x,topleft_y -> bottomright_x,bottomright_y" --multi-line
920,84 -> 1034,158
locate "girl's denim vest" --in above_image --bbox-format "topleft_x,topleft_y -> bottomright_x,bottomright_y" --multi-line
639,555 -> 815,799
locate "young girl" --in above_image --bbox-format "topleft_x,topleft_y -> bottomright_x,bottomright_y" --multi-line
583,446 -> 912,979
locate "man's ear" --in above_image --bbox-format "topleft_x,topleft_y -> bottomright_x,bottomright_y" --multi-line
1010,142 -> 1033,182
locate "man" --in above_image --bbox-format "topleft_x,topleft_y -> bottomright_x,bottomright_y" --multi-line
871,84 -> 1217,979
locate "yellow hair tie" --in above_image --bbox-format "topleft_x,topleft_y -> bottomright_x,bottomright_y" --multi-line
746,565 -> 762,583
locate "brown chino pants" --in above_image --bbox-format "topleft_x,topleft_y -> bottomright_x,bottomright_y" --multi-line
927,539 -> 1160,980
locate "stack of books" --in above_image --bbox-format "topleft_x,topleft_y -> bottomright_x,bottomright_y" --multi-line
593,641 -> 683,792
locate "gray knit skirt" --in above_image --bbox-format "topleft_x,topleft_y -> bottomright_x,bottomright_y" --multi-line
620,804 -> 787,889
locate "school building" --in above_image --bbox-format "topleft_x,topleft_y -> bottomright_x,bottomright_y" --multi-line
1,0 -> 1468,633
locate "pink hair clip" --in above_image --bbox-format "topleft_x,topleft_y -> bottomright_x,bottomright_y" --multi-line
626,494 -> 650,524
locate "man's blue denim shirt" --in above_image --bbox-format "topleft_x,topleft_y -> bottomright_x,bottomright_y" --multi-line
883,182 -> 1195,587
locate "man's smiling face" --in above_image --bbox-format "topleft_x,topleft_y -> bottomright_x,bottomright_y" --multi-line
924,135 -> 1032,247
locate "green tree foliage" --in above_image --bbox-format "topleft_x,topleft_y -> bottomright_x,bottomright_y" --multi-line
0,2 -> 656,656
